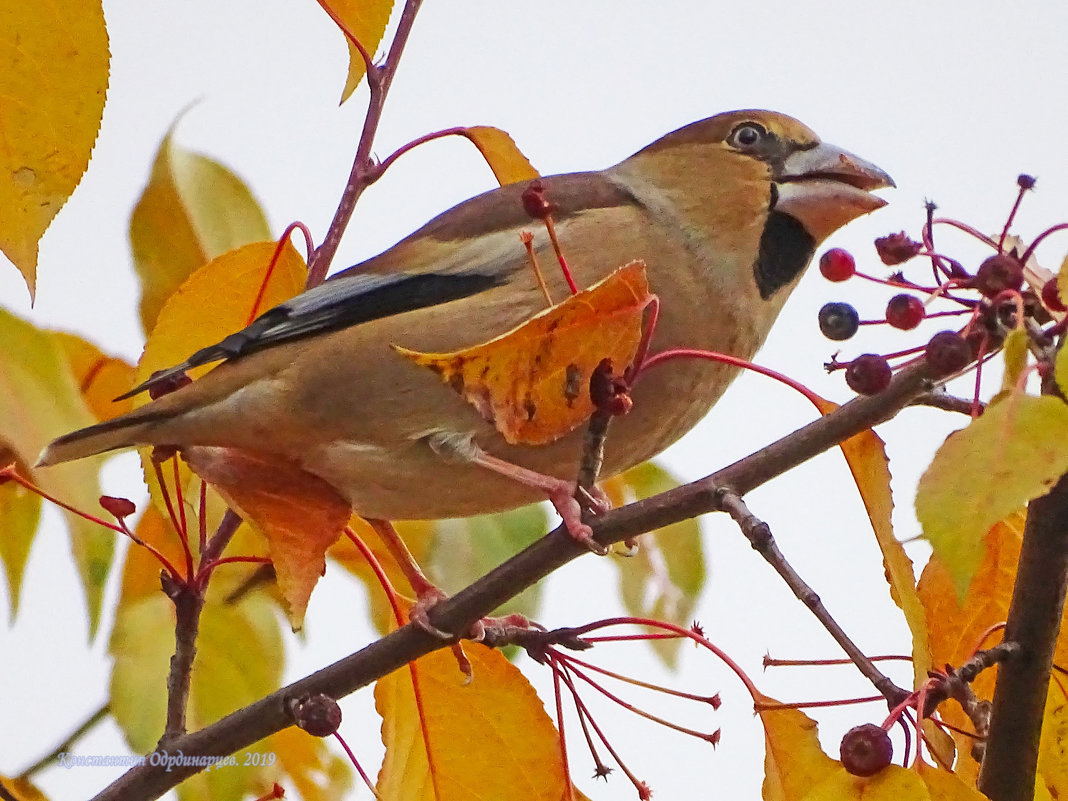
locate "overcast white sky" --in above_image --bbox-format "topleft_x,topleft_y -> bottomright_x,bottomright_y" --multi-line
4,1 -> 1068,799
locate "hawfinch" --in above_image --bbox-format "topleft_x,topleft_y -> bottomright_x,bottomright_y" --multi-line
40,110 -> 892,522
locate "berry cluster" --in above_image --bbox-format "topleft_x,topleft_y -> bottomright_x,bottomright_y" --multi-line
816,176 -> 1066,397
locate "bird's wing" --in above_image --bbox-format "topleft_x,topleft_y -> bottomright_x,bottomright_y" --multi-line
119,269 -> 506,399
122,170 -> 638,401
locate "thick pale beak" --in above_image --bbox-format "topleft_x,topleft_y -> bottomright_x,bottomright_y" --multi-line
774,142 -> 895,241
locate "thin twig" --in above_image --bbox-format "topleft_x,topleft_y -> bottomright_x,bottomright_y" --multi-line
306,0 -> 425,288
714,489 -> 908,706
16,703 -> 110,780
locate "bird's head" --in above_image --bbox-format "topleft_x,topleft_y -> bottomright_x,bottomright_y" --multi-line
621,109 -> 894,298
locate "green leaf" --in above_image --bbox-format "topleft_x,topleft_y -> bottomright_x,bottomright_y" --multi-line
0,309 -> 113,633
609,462 -> 705,667
429,504 -> 549,620
0,470 -> 41,621
916,394 -> 1068,596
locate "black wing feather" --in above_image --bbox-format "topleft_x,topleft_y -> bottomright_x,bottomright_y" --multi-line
118,269 -> 505,400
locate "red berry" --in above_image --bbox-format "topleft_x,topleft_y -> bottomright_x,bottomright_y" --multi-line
874,232 -> 922,266
840,723 -> 893,777
819,248 -> 856,282
845,354 -> 892,395
973,254 -> 1024,298
925,331 -> 972,377
885,294 -> 925,330
100,496 -> 136,518
1041,278 -> 1066,312
290,693 -> 342,737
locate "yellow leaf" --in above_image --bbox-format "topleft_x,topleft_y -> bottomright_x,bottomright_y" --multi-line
263,726 -> 353,801
1039,697 -> 1068,800
916,395 -> 1068,596
798,766 -> 929,801
375,642 -> 568,801
462,126 -> 540,186
1000,328 -> 1029,394
130,128 -> 270,333
916,759 -> 992,800
315,0 -> 395,103
183,446 -> 350,630
0,0 -> 108,298
758,697 -> 838,801
0,775 -> 49,801
0,309 -> 112,634
604,461 -> 705,667
397,260 -> 653,445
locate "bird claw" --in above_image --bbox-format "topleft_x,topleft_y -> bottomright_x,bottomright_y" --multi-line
548,484 -> 610,555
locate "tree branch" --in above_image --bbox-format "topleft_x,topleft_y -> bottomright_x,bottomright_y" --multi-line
978,471 -> 1068,801
88,361 -> 934,801
306,0 -> 425,287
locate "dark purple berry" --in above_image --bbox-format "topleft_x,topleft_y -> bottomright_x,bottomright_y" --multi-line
973,254 -> 1024,298
840,723 -> 893,777
1018,174 -> 1037,190
925,331 -> 972,377
818,302 -> 860,341
819,248 -> 856,282
845,354 -> 892,395
885,294 -> 925,330
874,232 -> 922,266
290,693 -> 342,737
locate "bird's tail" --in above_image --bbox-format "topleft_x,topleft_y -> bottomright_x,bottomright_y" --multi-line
36,410 -> 165,466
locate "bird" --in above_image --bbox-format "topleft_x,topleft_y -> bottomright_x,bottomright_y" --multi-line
39,110 -> 892,531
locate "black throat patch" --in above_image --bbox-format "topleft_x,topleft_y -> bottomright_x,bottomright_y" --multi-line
754,210 -> 816,300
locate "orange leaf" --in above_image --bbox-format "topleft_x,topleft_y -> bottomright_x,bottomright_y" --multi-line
134,240 -> 307,519
397,260 -> 652,445
917,512 -> 1030,783
184,447 -> 350,629
0,0 -> 108,298
375,641 -> 569,800
461,126 -> 540,186
52,332 -> 135,421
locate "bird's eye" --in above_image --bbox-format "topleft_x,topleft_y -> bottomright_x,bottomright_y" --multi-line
728,122 -> 766,149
